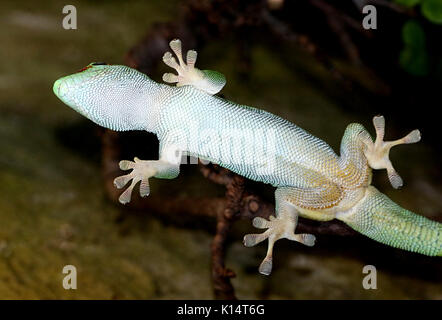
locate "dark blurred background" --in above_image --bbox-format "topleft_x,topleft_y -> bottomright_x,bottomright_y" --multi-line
0,0 -> 440,299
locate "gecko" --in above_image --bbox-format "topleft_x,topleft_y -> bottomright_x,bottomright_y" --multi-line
53,39 -> 441,275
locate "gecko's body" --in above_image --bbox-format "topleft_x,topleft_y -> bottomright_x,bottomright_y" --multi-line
54,40 -> 441,275
161,85 -> 340,188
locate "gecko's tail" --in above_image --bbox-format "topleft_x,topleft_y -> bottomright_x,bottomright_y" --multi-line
337,186 -> 442,256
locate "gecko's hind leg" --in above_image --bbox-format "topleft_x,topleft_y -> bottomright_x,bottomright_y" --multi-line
162,39 -> 226,95
361,115 -> 421,188
243,188 -> 316,275
113,157 -> 179,204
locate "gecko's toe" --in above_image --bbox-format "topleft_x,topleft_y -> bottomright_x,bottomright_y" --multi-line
162,51 -> 173,61
118,186 -> 133,205
169,39 -> 182,56
243,233 -> 268,247
116,174 -> 140,205
288,233 -> 316,246
301,234 -> 316,246
119,160 -> 135,170
114,173 -> 132,189
387,169 -> 403,189
259,257 -> 273,276
403,129 -> 421,144
186,50 -> 197,67
252,216 -> 272,229
162,52 -> 180,71
139,179 -> 150,197
162,73 -> 179,83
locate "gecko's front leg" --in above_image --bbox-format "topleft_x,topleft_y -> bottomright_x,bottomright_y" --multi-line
162,39 -> 226,95
113,144 -> 181,204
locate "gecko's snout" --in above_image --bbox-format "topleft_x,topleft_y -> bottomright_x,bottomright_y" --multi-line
53,75 -> 89,118
53,77 -> 67,99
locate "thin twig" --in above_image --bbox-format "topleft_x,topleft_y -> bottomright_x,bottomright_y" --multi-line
211,174 -> 244,300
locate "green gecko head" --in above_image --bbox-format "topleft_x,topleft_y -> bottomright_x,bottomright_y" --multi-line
53,63 -> 158,131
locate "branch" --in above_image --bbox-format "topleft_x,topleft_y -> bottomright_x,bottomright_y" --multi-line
211,174 -> 244,300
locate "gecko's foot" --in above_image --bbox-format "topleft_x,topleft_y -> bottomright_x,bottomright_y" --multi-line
361,115 -> 421,189
162,39 -> 202,86
243,215 -> 315,275
113,157 -> 157,205
162,39 -> 226,94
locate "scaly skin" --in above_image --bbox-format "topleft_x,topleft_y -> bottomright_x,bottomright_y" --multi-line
338,186 -> 441,256
53,40 -> 441,275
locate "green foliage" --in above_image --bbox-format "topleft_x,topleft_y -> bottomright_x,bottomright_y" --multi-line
394,0 -> 421,7
402,20 -> 426,46
395,0 -> 442,24
399,20 -> 429,76
421,0 -> 442,24
395,0 -> 441,75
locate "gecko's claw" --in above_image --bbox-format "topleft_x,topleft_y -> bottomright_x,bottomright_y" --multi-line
243,215 -> 315,275
113,157 -> 156,204
362,115 -> 421,189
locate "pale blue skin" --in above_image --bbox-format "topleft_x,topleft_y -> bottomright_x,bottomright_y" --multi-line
54,62 -> 441,275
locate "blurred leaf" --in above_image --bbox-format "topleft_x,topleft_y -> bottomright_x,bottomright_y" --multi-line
401,20 -> 426,47
399,47 -> 429,75
421,0 -> 442,24
399,20 -> 429,76
394,0 -> 421,7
